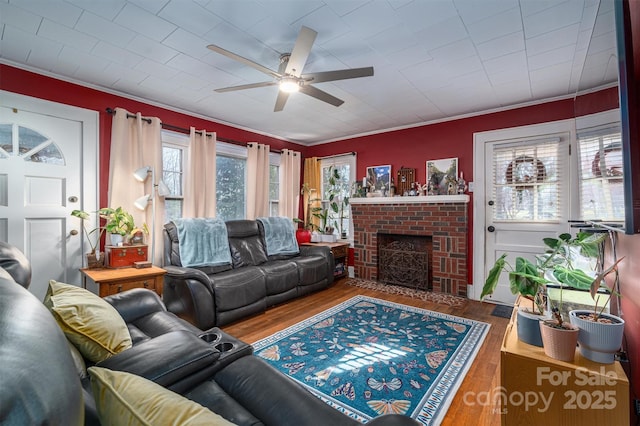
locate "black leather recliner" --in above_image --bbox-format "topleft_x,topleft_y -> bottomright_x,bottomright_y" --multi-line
163,219 -> 335,329
0,242 -> 420,426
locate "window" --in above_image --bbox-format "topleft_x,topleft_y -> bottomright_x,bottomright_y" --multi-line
320,155 -> 356,238
162,133 -> 282,222
577,125 -> 624,222
162,132 -> 187,223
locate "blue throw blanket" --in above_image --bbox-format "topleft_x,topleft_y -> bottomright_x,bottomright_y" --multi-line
172,218 -> 232,268
257,217 -> 299,256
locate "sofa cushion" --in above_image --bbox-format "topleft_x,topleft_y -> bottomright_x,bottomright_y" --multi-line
88,366 -> 236,426
44,280 -> 132,363
211,267 -> 266,311
259,260 -> 298,296
291,255 -> 330,286
226,220 -> 268,267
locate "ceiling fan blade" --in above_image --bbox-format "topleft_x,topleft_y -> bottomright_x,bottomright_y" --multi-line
274,91 -> 290,112
299,84 -> 344,107
303,67 -> 374,84
285,26 -> 317,77
207,44 -> 281,78
215,81 -> 278,92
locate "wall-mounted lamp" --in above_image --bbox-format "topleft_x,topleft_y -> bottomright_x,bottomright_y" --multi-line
133,166 -> 170,263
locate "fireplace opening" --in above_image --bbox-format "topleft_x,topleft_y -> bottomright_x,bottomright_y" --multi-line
377,233 -> 432,291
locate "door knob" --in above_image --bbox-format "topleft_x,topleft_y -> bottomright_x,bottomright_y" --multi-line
70,229 -> 79,236
68,196 -> 78,203
487,226 -> 495,232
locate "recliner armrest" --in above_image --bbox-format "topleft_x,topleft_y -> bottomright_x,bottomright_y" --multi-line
104,288 -> 167,324
163,265 -> 213,287
95,331 -> 219,388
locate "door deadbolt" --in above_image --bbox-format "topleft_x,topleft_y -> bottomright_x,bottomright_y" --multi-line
488,200 -> 494,206
487,226 -> 495,232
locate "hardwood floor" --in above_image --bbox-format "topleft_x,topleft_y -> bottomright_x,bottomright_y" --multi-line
221,278 -> 510,425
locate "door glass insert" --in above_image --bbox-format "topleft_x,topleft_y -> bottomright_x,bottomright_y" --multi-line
492,139 -> 561,222
0,123 -> 64,164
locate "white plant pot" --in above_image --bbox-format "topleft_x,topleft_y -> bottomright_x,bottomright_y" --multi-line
109,233 -> 124,246
321,234 -> 336,243
569,310 -> 625,364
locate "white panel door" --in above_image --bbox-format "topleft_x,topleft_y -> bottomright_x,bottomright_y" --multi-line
0,91 -> 98,300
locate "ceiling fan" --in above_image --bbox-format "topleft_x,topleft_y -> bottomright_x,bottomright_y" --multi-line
207,26 -> 374,112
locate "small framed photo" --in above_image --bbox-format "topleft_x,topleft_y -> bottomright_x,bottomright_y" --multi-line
426,157 -> 458,195
366,165 -> 392,194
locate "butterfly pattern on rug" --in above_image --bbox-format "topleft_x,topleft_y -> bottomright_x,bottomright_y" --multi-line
254,297 -> 489,424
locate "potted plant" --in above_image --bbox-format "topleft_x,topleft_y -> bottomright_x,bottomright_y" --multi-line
70,209 -> 106,268
569,256 -> 625,363
294,183 -> 322,244
98,207 -> 136,246
481,232 -> 607,357
314,166 -> 344,242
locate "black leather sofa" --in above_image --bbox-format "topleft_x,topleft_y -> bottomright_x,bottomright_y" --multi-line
162,219 -> 335,329
0,242 -> 419,426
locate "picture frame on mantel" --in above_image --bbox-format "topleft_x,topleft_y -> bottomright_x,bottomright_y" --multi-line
366,165 -> 391,195
426,157 -> 458,196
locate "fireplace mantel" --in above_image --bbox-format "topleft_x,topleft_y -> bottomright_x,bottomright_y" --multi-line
350,195 -> 470,205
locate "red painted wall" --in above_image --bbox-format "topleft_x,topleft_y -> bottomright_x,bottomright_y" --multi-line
0,64 -> 303,211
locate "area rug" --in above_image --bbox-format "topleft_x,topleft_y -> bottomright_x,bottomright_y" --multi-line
345,277 -> 467,308
254,296 -> 490,425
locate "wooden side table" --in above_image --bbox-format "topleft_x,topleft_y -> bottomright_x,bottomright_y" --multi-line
80,266 -> 166,298
302,241 -> 349,279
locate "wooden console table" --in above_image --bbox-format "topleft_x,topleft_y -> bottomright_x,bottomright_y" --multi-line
500,298 -> 629,425
80,266 -> 166,298
302,241 -> 349,279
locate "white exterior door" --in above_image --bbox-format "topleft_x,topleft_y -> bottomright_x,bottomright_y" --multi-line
472,120 -> 575,304
0,91 -> 98,300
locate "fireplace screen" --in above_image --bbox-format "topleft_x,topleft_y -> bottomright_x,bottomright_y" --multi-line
377,233 -> 430,290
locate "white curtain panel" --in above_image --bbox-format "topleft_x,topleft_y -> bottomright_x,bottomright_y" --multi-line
246,143 -> 271,219
279,149 -> 301,219
108,107 -> 163,264
184,128 -> 217,218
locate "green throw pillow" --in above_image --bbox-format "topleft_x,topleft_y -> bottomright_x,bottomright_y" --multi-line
44,280 -> 132,363
88,367 -> 237,426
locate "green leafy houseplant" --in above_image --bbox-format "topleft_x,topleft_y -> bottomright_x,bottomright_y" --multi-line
70,209 -> 105,255
294,183 -> 321,232
99,207 -> 135,237
315,166 -> 344,235
481,231 -> 608,326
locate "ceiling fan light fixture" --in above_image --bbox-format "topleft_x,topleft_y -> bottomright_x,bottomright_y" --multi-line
279,78 -> 300,93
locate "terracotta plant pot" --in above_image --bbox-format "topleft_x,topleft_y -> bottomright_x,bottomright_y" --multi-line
86,252 -> 104,269
295,229 -> 312,244
539,320 -> 579,362
569,310 -> 625,364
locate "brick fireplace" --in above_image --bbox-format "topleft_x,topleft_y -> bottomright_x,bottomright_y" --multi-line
350,195 -> 469,297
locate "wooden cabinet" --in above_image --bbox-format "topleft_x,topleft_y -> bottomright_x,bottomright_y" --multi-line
302,241 -> 349,279
500,298 -> 629,425
80,266 -> 166,297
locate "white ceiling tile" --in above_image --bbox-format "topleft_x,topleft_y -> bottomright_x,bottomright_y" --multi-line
367,24 -> 417,57
476,31 -> 524,61
127,34 -> 179,63
0,2 -> 42,33
129,0 -> 171,15
38,19 -> 98,52
416,16 -> 468,51
341,0 -> 403,38
10,0 -> 81,27
134,58 -> 180,80
1,24 -> 63,64
205,0 -> 270,31
395,0 -> 458,32
105,62 -> 148,85
158,0 -> 223,37
163,29 -> 212,59
523,1 -> 586,39
323,0 -> 369,17
454,0 -> 519,25
483,50 -> 528,79
525,23 -> 579,56
65,0 -> 126,20
92,40 -> 144,67
466,6 -> 522,44
114,3 -> 177,42
75,11 -> 136,46
293,5 -> 349,45
528,45 -> 577,71
429,38 -> 477,66
255,0 -> 324,25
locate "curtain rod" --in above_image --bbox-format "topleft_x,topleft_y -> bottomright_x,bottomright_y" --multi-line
320,152 -> 356,160
105,107 -> 248,147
